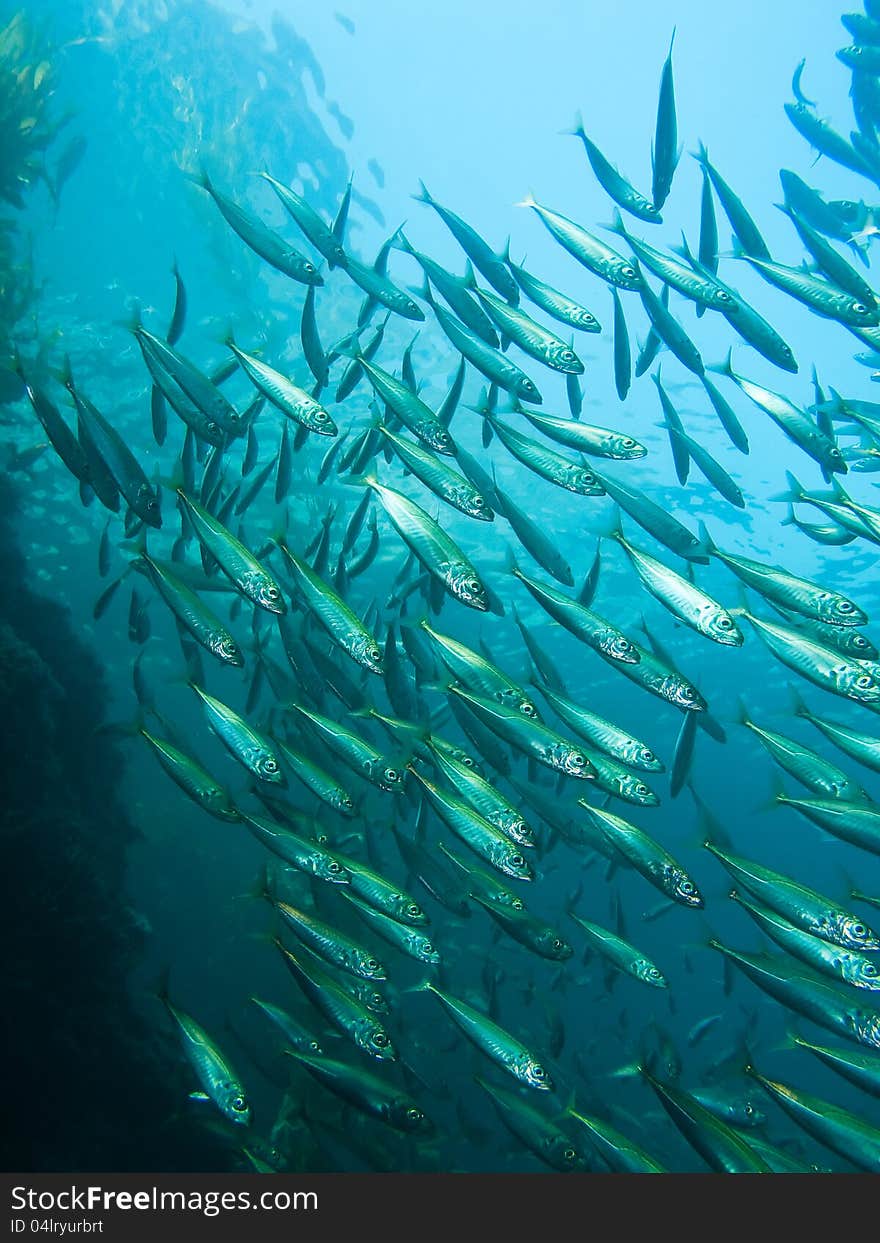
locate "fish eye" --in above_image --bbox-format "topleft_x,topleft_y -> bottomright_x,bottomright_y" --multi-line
857,675 -> 873,689
422,941 -> 434,955
512,898 -> 525,910
560,349 -> 576,363
316,410 -> 329,422
305,262 -> 316,273
265,584 -> 280,600
406,901 -> 422,918
865,962 -> 878,977
367,958 -> 380,972
385,767 -> 399,782
512,853 -> 525,867
309,1040 -> 321,1053
744,1104 -> 754,1116
853,923 -> 867,937
522,703 -> 537,717
552,938 -> 564,951
564,1148 -> 577,1162
328,861 -> 342,873
838,601 -> 855,613
640,748 -> 654,763
622,438 -> 636,449
467,579 -> 481,593
570,754 -> 584,767
718,616 -> 733,630
636,784 -> 649,797
854,303 -> 869,315
854,636 -> 869,649
369,646 -> 381,663
406,1107 -> 422,1123
622,266 -> 636,280
263,758 -> 279,773
532,1065 -> 546,1080
681,687 -> 696,701
680,880 -> 695,895
372,1032 -> 389,1048
208,421 -> 220,434
231,1095 -> 247,1113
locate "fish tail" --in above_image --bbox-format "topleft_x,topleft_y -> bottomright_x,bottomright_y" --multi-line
788,684 -> 809,719
514,190 -> 537,209
412,179 -> 432,205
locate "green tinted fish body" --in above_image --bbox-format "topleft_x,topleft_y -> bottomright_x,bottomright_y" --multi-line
477,1078 -> 590,1171
704,840 -> 880,951
518,193 -> 642,290
710,940 -> 880,1050
522,410 -> 645,459
278,543 -> 383,675
538,685 -> 664,772
488,415 -> 603,496
191,684 -> 284,783
570,911 -> 667,986
731,890 -> 880,992
749,1068 -> 880,1171
275,940 -> 396,1061
417,981 -> 553,1091
408,767 -> 534,881
579,801 -> 703,906
200,172 -> 322,284
471,285 -> 584,374
228,341 -> 337,436
177,490 -> 285,613
288,1050 -> 433,1133
241,813 -> 351,885
507,258 -> 601,333
448,684 -> 596,781
161,992 -> 251,1126
137,555 -> 243,667
141,729 -> 239,821
362,475 -> 490,612
287,703 -> 404,793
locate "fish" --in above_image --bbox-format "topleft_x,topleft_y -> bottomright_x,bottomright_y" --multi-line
609,520 -> 742,646
569,116 -> 661,224
176,490 -> 285,612
476,1078 -> 589,1171
651,31 -> 679,210
157,979 -> 251,1126
747,1067 -> 880,1171
414,181 -> 519,302
413,981 -> 552,1091
710,940 -> 880,1051
140,728 -> 239,821
704,838 -> 880,952
259,171 -> 347,268
507,257 -> 601,333
516,193 -> 642,290
287,1051 -> 433,1134
275,940 -> 396,1061
569,910 -> 667,987
134,553 -> 243,667
241,813 -> 351,885
286,702 -> 404,794
195,170 -> 322,284
227,339 -> 337,437
360,474 -> 492,612
190,683 -> 284,783
277,542 -> 383,675
578,802 -> 704,907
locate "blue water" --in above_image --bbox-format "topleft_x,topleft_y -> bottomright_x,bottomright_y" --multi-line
5,0 -> 880,1172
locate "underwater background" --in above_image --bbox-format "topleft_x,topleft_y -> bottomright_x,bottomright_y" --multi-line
4,0 -> 880,1173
